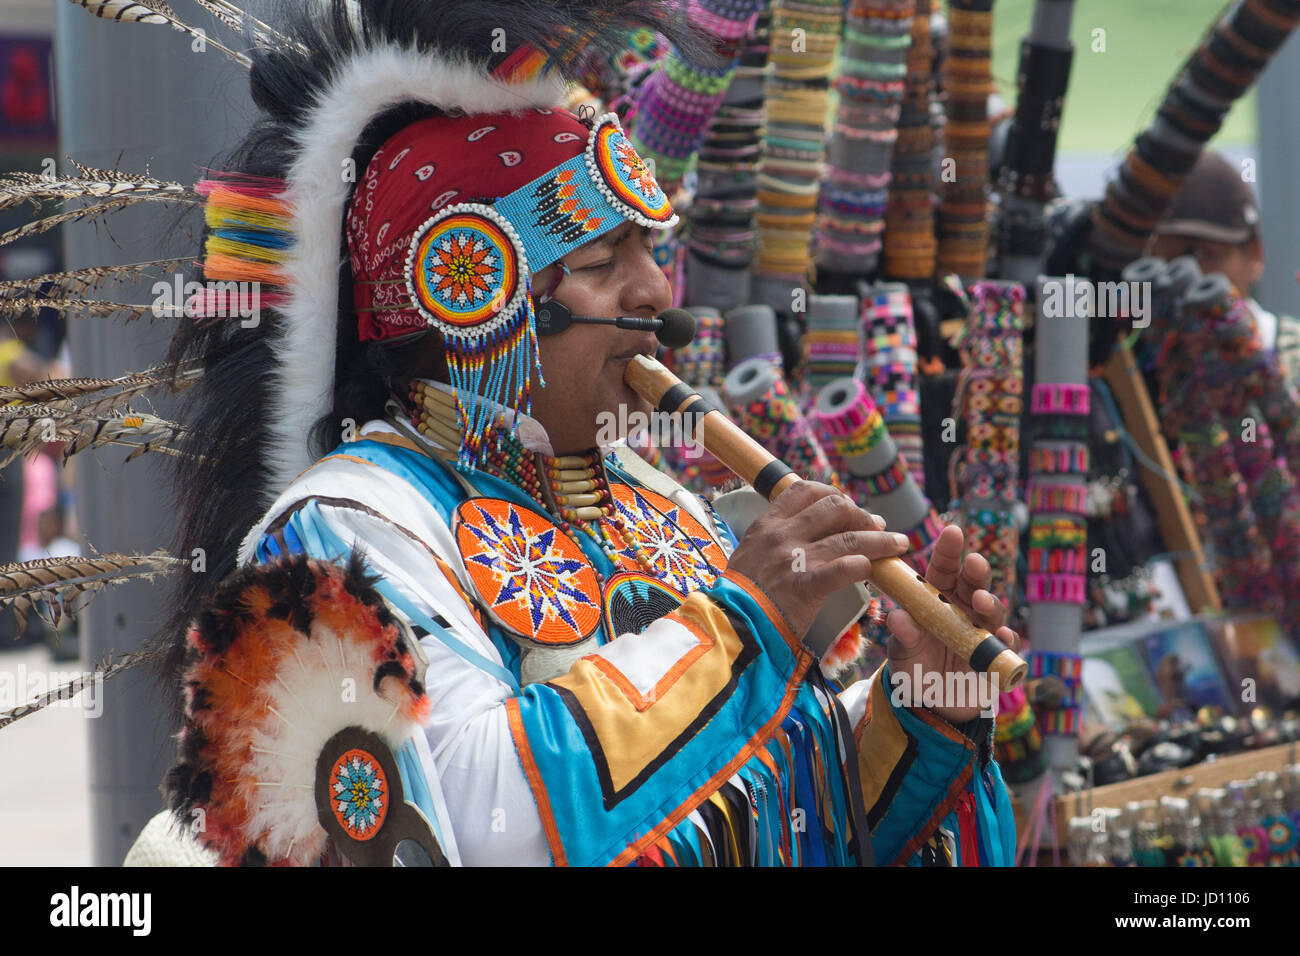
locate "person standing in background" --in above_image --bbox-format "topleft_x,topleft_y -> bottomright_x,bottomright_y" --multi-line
1146,150 -> 1300,386
0,311 -> 69,646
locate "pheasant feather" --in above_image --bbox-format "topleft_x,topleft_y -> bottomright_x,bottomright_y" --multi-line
0,403 -> 193,466
0,258 -> 196,300
0,363 -> 201,421
0,550 -> 184,634
0,650 -> 152,730
66,0 -> 253,67
189,0 -> 306,54
61,410 -> 193,462
0,164 -> 196,212
70,1 -> 172,25
0,296 -> 173,321
0,197 -> 200,249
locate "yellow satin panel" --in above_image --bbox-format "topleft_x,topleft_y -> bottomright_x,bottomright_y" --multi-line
856,667 -> 912,815
548,590 -> 744,793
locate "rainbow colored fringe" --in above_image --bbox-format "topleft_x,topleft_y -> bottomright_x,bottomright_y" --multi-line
452,280 -> 543,470
197,175 -> 294,308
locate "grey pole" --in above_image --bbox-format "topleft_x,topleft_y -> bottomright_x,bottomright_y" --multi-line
54,4 -> 254,865
1256,32 -> 1300,324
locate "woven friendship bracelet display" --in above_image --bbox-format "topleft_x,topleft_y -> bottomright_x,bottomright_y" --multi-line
629,0 -> 766,184
628,0 -> 767,296
670,306 -> 728,388
1025,481 -> 1088,515
994,2 -> 1076,289
993,686 -> 1045,784
684,4 -> 772,308
882,0 -> 939,280
937,0 -> 996,281
1026,271 -> 1089,753
1031,383 -> 1091,415
997,22 -> 1074,205
755,0 -> 842,293
725,356 -> 839,485
814,376 -> 943,569
857,281 -> 924,486
1177,275 -> 1300,635
951,280 -> 1025,605
813,0 -> 915,277
1028,443 -> 1089,476
1029,650 -> 1083,736
801,293 -> 861,394
1145,260 -> 1274,612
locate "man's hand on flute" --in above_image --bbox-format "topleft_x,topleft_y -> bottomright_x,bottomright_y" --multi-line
886,524 -> 1021,725
725,480 -> 910,641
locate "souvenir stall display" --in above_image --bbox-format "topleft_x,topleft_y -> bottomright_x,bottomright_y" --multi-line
935,0 -> 995,282
881,0 -> 938,283
812,0 -> 915,282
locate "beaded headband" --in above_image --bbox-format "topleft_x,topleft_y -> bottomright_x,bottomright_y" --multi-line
349,109 -> 676,466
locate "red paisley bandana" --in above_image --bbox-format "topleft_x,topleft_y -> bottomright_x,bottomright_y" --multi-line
347,108 -> 595,343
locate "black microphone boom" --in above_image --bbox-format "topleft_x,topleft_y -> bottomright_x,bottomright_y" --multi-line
533,301 -> 696,350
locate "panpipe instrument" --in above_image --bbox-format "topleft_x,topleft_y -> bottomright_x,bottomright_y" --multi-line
625,352 -> 1027,689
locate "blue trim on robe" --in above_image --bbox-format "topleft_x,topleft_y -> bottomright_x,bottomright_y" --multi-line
249,437 -> 1015,866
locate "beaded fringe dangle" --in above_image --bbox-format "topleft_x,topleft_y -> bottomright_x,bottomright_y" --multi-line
450,283 -> 543,470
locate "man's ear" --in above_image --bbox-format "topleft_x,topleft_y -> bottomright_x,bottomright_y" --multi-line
1246,234 -> 1265,276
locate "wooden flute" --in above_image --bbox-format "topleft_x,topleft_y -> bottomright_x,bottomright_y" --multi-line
625,353 -> 1028,691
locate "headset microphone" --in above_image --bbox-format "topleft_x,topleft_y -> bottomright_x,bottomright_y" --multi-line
535,301 -> 696,349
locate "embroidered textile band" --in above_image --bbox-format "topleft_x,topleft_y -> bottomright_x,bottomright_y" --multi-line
1028,443 -> 1090,475
1025,573 -> 1086,604
862,457 -> 910,496
1025,481 -> 1088,515
1030,383 -> 1091,415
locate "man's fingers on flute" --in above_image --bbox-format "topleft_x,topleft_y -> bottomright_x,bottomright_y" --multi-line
813,529 -> 909,564
768,479 -> 841,516
795,490 -> 877,541
970,588 -> 1009,631
811,554 -> 874,597
954,554 -> 995,618
997,625 -> 1022,655
885,607 -> 924,652
923,525 -> 965,593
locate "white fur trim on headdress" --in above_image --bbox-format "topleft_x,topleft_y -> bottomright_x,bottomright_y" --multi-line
268,46 -> 568,505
